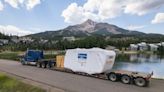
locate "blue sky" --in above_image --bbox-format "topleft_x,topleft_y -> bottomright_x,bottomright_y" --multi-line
0,0 -> 164,36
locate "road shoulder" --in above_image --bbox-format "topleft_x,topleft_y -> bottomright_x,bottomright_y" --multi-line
0,71 -> 65,92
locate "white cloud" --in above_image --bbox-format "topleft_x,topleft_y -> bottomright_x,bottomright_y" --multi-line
124,0 -> 164,16
127,25 -> 145,30
83,0 -> 120,20
62,0 -> 164,24
152,13 -> 164,24
61,3 -> 87,23
62,0 -> 124,24
26,0 -> 40,10
0,1 -> 4,11
4,0 -> 41,10
5,0 -> 24,8
0,25 -> 33,36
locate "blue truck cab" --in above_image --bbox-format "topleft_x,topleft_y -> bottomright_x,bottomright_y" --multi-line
21,50 -> 44,65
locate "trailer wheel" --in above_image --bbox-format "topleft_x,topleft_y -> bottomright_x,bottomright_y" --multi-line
107,73 -> 118,82
135,77 -> 146,87
121,75 -> 131,84
48,61 -> 53,68
36,62 -> 39,67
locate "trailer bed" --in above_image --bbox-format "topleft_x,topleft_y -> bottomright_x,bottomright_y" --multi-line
35,60 -> 152,87
20,56 -> 153,87
113,70 -> 152,79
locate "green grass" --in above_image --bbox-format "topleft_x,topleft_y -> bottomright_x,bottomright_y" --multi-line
0,73 -> 46,92
44,54 -> 56,59
0,51 -> 59,61
0,52 -> 20,61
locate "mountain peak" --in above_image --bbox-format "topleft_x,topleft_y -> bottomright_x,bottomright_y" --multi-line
83,19 -> 97,26
85,19 -> 95,23
63,19 -> 132,35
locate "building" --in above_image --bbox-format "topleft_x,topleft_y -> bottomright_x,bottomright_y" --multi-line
0,43 -> 3,46
157,43 -> 162,46
148,44 -> 158,51
156,42 -> 164,47
39,39 -> 48,44
63,36 -> 75,41
105,45 -> 116,50
137,42 -> 148,51
0,39 -> 9,45
161,42 -> 164,46
130,44 -> 138,51
129,42 -> 164,51
19,37 -> 34,43
11,36 -> 20,43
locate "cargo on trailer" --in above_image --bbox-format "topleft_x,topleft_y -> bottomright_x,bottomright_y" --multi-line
56,55 -> 65,68
64,48 -> 116,74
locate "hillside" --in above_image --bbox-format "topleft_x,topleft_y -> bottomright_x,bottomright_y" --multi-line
27,19 -> 145,39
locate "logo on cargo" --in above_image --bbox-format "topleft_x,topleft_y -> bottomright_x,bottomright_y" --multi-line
78,53 -> 87,66
78,53 -> 87,60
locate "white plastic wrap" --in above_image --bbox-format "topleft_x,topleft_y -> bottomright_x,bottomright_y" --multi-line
64,48 -> 116,74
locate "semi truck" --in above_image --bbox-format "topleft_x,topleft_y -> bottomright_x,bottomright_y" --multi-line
20,48 -> 153,87
20,50 -> 54,68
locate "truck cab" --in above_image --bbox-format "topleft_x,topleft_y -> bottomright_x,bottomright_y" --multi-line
21,50 -> 44,65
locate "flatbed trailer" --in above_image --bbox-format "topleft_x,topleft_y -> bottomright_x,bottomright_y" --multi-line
34,60 -> 153,87
20,50 -> 153,87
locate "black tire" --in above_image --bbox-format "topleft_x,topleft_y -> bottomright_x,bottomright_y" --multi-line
21,59 -> 26,65
107,73 -> 118,82
48,61 -> 51,68
43,61 -> 48,68
121,75 -> 131,84
21,61 -> 25,65
36,62 -> 42,68
135,77 -> 147,87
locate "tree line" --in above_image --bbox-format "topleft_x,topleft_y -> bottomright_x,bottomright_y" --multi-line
0,35 -> 164,54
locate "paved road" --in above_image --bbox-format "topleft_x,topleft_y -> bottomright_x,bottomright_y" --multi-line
0,59 -> 164,92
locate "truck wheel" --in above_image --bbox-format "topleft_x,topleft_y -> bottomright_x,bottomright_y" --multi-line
21,59 -> 26,65
107,73 -> 118,82
121,75 -> 131,84
43,61 -> 48,68
135,77 -> 146,87
21,61 -> 25,65
36,62 -> 41,68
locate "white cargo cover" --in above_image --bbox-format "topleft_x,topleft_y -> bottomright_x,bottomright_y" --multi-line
64,48 -> 116,74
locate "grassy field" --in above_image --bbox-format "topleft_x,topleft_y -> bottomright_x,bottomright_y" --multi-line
0,52 -> 20,61
0,51 -> 61,61
0,73 -> 46,92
